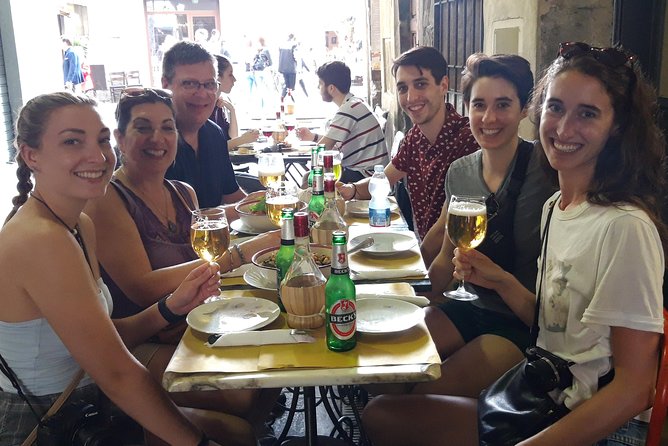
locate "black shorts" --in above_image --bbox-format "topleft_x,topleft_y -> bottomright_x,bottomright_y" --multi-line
437,299 -> 530,353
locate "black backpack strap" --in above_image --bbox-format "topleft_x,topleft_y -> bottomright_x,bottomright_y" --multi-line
505,139 -> 534,200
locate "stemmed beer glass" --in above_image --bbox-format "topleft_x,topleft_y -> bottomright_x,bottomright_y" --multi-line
190,207 -> 230,263
257,153 -> 286,187
445,195 -> 487,301
266,181 -> 300,227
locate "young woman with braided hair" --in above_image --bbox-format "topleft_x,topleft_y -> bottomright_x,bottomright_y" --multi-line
0,92 -> 239,445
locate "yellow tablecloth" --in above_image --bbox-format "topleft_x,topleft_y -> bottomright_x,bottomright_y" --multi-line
166,285 -> 440,375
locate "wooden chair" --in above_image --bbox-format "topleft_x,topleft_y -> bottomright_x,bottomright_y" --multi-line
646,309 -> 668,446
108,71 -> 127,102
126,70 -> 141,88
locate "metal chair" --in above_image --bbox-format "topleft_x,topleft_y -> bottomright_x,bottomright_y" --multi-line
645,309 -> 668,446
109,71 -> 127,102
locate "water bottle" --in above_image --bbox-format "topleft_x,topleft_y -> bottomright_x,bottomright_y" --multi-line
368,165 -> 391,227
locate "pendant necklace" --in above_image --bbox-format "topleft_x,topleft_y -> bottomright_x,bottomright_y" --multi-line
119,171 -> 177,234
30,193 -> 93,272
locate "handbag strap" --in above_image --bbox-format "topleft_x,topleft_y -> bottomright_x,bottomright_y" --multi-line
0,351 -> 85,446
528,195 -> 559,348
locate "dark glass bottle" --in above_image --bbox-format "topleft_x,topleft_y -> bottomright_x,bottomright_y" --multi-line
325,231 -> 356,352
275,208 -> 295,311
307,144 -> 324,187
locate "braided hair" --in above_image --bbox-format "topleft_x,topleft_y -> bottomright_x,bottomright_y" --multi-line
4,92 -> 97,225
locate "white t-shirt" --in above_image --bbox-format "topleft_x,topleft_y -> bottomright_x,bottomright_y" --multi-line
537,193 -> 664,413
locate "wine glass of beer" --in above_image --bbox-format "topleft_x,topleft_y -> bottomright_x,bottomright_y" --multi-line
190,207 -> 230,263
257,153 -> 286,187
445,195 -> 487,301
318,150 -> 343,180
266,181 -> 299,227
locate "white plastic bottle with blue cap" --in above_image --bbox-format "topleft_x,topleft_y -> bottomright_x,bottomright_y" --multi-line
368,165 -> 391,227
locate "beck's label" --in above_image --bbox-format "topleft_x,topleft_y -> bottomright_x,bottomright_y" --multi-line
328,299 -> 356,340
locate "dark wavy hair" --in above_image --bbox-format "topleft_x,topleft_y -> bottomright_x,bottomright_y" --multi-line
316,61 -> 351,94
461,53 -> 534,109
392,46 -> 448,83
115,89 -> 174,135
5,92 -> 97,225
529,45 -> 668,251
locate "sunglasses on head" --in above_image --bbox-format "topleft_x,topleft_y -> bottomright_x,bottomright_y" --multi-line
120,87 -> 172,100
558,42 -> 636,68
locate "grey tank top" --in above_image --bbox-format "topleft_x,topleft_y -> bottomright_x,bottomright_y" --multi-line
101,178 -> 198,318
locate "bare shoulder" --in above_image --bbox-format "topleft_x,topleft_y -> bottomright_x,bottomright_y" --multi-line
84,183 -> 124,225
173,180 -> 198,208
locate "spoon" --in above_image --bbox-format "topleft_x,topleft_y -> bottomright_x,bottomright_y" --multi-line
348,236 -> 374,255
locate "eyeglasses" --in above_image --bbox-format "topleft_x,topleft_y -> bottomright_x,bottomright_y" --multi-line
558,42 -> 636,68
486,193 -> 499,221
179,79 -> 219,92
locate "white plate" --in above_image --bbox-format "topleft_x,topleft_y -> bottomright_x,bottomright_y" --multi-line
356,298 -> 424,333
346,200 -> 399,218
230,218 -> 263,235
186,297 -> 280,334
349,232 -> 417,257
243,267 -> 277,291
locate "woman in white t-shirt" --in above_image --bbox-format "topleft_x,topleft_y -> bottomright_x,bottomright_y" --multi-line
362,42 -> 666,446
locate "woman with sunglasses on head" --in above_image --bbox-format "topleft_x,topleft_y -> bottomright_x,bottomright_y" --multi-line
211,55 -> 260,150
84,88 -> 279,444
0,92 -> 226,445
371,42 -> 666,446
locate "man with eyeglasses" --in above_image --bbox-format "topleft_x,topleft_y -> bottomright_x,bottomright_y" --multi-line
162,41 -> 250,211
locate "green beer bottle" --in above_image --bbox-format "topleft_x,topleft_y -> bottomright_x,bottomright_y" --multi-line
275,208 -> 295,312
325,231 -> 357,352
308,167 -> 325,229
307,144 -> 325,187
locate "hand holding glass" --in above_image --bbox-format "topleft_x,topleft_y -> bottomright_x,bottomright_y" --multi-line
445,195 -> 487,301
257,153 -> 286,187
191,207 -> 230,263
266,181 -> 299,226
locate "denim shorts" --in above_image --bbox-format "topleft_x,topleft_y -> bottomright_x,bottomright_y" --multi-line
594,418 -> 648,446
0,384 -> 99,446
437,299 -> 530,352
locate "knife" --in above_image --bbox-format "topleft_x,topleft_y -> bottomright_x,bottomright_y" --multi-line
207,329 -> 315,347
356,293 -> 430,307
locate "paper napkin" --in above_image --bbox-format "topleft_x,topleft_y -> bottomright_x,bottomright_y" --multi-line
356,293 -> 430,307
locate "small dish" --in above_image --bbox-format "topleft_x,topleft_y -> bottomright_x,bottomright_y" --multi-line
243,267 -> 277,291
230,218 -> 263,235
356,298 -> 424,333
186,297 -> 280,334
349,232 -> 417,257
346,200 -> 399,218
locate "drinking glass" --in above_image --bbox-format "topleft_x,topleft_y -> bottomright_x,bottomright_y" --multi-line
190,207 -> 230,263
266,181 -> 300,227
257,153 -> 286,187
262,128 -> 274,145
318,150 -> 343,180
445,195 -> 487,301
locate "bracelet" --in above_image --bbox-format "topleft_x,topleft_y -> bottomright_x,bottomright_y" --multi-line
312,133 -> 318,143
157,295 -> 185,324
226,247 -> 238,270
197,433 -> 209,446
232,244 -> 247,264
351,183 -> 357,200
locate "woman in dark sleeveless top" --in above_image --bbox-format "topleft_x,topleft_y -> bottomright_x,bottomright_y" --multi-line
85,89 -> 279,444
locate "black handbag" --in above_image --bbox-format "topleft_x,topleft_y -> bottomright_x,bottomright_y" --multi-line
478,199 -> 572,446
